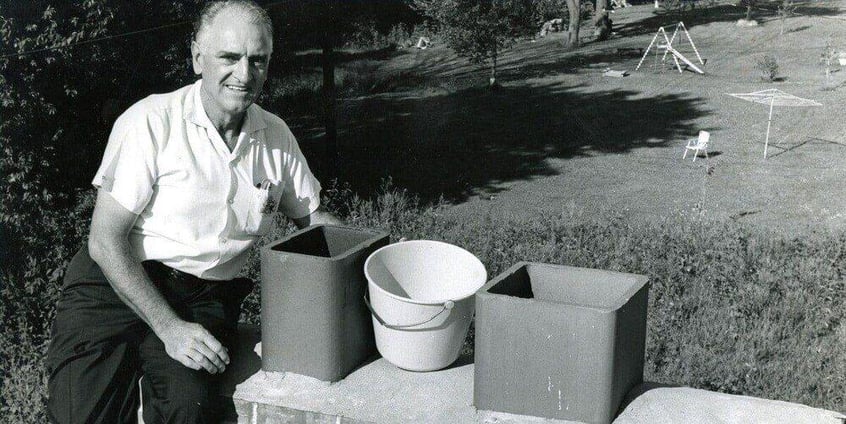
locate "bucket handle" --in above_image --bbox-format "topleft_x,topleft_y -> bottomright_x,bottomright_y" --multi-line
363,292 -> 454,330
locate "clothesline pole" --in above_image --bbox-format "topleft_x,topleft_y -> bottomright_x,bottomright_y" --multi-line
764,95 -> 775,158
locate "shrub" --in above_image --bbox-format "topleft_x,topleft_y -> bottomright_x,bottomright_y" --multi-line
756,55 -> 779,82
0,189 -> 94,422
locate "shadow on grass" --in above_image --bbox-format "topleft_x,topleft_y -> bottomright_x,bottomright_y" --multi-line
296,80 -> 710,203
287,46 -> 406,69
784,25 -> 812,34
766,137 -> 846,159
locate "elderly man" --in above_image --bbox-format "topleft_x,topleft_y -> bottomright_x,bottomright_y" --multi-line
46,1 -> 340,422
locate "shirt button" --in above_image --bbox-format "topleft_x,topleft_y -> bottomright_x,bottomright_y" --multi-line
220,237 -> 228,244
227,198 -> 234,205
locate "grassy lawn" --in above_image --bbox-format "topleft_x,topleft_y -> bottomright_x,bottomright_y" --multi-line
292,1 -> 846,236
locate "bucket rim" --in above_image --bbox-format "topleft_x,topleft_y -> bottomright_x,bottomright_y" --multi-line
364,239 -> 487,306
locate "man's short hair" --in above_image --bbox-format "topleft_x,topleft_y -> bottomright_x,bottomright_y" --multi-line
193,0 -> 273,43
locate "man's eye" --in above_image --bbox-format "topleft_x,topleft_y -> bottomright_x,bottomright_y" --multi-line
220,56 -> 238,64
251,58 -> 268,67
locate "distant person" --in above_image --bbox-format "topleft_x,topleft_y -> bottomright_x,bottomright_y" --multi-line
45,1 -> 341,423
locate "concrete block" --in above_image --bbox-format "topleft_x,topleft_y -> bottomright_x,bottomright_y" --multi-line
615,384 -> 846,424
260,225 -> 389,381
231,352 -> 476,423
474,262 -> 649,424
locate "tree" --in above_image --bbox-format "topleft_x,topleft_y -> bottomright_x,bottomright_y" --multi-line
414,0 -> 523,87
777,0 -> 797,35
594,0 -> 612,42
738,0 -> 757,21
564,0 -> 582,47
270,0 -> 419,176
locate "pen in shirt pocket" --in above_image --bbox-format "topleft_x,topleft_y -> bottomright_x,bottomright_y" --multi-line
257,179 -> 276,214
257,179 -> 272,190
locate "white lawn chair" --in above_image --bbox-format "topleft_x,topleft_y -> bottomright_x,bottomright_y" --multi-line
683,130 -> 710,161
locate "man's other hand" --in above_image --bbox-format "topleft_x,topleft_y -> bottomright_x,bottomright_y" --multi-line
159,321 -> 230,374
292,208 -> 343,229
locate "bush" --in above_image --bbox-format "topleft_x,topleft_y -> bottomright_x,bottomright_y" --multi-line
756,55 -> 779,82
0,189 -> 94,422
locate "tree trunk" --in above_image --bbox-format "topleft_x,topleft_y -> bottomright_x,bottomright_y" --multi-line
489,50 -> 498,87
595,0 -> 609,18
594,0 -> 612,42
565,0 -> 581,48
745,2 -> 753,20
321,36 -> 338,177
824,58 -> 831,85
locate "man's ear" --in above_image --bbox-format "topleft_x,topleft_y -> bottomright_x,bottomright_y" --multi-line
190,41 -> 203,75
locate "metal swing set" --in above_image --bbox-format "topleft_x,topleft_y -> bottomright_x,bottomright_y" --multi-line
635,22 -> 705,74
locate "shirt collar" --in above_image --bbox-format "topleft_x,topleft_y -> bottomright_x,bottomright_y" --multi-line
184,80 -> 267,135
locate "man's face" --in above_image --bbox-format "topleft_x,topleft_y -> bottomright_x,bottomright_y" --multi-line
191,8 -> 272,121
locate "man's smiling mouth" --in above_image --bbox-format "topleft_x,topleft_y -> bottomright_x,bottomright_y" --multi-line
225,84 -> 250,92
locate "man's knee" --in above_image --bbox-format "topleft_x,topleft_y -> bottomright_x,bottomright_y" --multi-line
46,340 -> 141,424
163,384 -> 213,421
170,377 -> 212,408
141,367 -> 218,423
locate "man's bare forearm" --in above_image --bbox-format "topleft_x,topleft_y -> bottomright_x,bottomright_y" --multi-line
88,237 -> 179,334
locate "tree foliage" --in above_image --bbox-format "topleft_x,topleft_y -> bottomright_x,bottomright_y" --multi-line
1,1 -> 197,254
0,2 -> 197,416
413,0 -> 530,86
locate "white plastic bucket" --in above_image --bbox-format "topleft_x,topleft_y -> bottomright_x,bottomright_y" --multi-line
364,240 -> 487,371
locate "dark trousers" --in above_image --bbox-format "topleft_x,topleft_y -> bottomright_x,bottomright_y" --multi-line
45,249 -> 254,424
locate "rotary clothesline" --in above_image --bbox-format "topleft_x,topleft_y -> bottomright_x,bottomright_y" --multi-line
727,89 -> 822,159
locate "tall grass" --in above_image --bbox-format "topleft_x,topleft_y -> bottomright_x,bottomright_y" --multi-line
243,181 -> 844,412
2,182 -> 844,419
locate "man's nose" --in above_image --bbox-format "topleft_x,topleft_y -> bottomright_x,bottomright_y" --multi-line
233,57 -> 250,81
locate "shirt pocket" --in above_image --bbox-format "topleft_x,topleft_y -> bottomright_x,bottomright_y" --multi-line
244,183 -> 275,236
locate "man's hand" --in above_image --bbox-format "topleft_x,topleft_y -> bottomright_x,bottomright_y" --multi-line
158,320 -> 230,374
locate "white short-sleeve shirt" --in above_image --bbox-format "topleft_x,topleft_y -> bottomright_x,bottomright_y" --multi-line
92,80 -> 321,280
